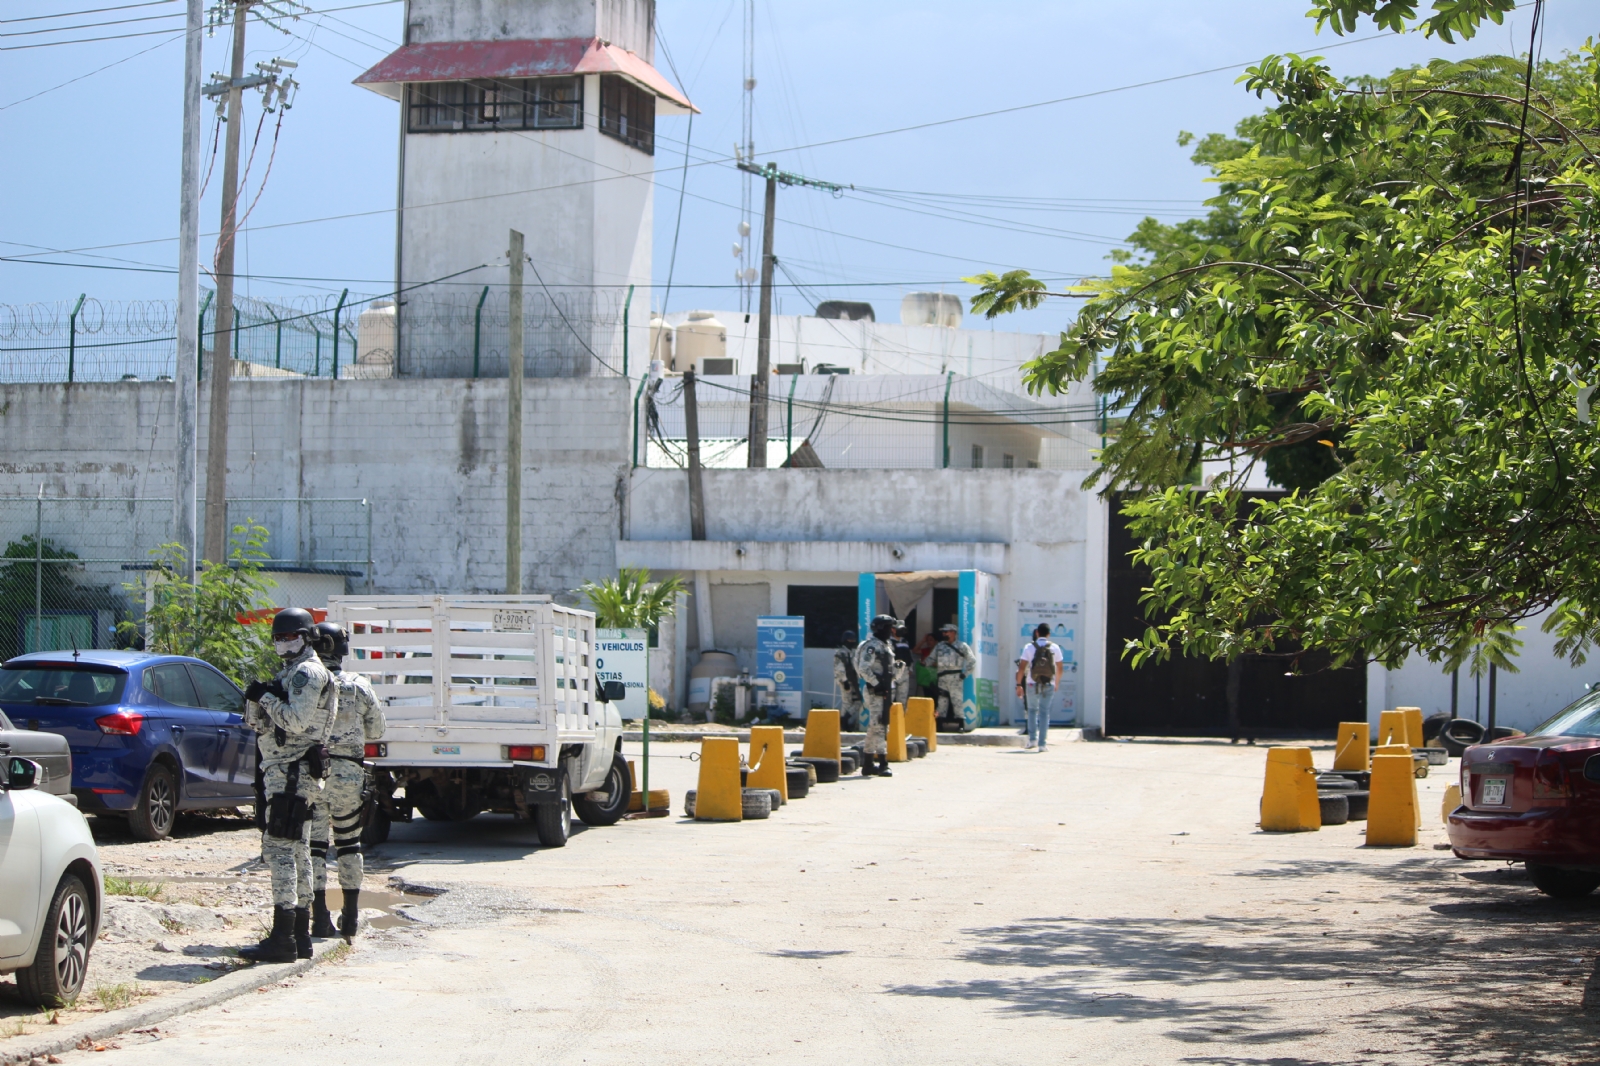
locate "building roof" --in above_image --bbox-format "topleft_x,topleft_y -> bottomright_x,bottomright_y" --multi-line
353,37 -> 696,113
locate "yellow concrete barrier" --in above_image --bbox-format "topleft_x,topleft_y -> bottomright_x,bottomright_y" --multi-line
746,725 -> 789,801
887,702 -> 909,762
906,697 -> 937,752
1377,710 -> 1410,748
1366,753 -> 1418,846
694,737 -> 743,821
1333,722 -> 1370,771
801,709 -> 842,762
1397,706 -> 1424,748
1260,747 -> 1320,832
1441,783 -> 1462,825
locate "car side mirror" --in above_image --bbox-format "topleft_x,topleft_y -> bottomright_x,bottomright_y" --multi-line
596,680 -> 626,704
5,757 -> 40,791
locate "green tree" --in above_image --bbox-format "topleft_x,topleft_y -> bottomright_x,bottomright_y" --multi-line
579,568 -> 685,630
971,3 -> 1600,671
0,537 -> 123,660
120,523 -> 279,684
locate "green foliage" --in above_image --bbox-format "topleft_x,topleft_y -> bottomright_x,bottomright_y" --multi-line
1308,0 -> 1516,43
579,567 -> 685,630
0,536 -> 122,660
978,6 -> 1600,673
119,523 -> 278,685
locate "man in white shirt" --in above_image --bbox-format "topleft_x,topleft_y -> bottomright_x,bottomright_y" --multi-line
1015,624 -> 1064,751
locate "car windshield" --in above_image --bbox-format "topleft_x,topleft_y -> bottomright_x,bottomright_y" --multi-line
1529,690 -> 1600,738
0,665 -> 127,707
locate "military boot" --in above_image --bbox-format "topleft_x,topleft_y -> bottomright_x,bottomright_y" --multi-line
876,754 -> 893,778
311,890 -> 338,938
237,905 -> 297,963
294,906 -> 313,960
339,889 -> 361,941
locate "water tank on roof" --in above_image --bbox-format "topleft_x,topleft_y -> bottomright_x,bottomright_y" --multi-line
900,292 -> 962,329
676,310 -> 729,374
814,300 -> 874,321
648,313 -> 675,369
355,299 -> 396,373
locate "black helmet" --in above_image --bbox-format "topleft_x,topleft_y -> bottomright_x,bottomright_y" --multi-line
271,607 -> 316,641
840,629 -> 858,646
314,621 -> 348,662
869,614 -> 899,639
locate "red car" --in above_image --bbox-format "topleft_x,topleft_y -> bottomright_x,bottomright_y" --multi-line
1447,694 -> 1600,898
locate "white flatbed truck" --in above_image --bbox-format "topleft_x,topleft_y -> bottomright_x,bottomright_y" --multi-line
326,595 -> 631,847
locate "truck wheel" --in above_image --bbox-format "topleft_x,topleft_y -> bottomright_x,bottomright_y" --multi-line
128,762 -> 177,841
360,806 -> 391,848
16,873 -> 92,1007
535,775 -> 571,847
1528,864 -> 1600,899
573,751 -> 630,827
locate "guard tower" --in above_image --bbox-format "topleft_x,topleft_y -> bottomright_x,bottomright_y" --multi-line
355,0 -> 694,376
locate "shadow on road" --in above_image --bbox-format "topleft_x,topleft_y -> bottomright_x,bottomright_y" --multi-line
885,856 -> 1600,1063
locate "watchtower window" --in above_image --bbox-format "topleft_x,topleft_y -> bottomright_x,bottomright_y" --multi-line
408,76 -> 582,133
599,75 -> 655,154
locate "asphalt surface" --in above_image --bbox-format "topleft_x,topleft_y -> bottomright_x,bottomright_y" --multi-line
47,738 -> 1600,1065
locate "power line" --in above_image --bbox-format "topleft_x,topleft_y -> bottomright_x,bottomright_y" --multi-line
0,30 -> 181,110
0,24 -> 186,49
0,9 -> 184,38
0,0 -> 177,25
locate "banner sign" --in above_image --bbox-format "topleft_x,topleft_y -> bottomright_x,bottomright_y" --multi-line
1016,600 -> 1080,725
757,615 -> 805,719
594,628 -> 649,721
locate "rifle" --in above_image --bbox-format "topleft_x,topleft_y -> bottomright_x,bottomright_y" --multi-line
875,644 -> 895,726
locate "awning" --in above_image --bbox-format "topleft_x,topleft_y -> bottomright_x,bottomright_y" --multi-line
353,36 -> 696,114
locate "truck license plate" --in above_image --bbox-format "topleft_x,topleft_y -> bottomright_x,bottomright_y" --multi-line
433,745 -> 461,755
1481,777 -> 1507,806
494,610 -> 537,632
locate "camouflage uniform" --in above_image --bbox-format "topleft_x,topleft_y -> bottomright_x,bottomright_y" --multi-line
853,636 -> 895,755
928,637 -> 977,729
248,646 -> 335,908
832,645 -> 864,731
310,670 -> 385,894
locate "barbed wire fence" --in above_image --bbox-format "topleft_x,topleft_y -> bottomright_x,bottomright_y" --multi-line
0,497 -> 371,661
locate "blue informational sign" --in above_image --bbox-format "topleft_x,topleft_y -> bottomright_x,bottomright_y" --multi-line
757,615 -> 805,719
857,573 -> 876,637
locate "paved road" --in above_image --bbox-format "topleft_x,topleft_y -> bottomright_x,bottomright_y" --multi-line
56,739 -> 1600,1065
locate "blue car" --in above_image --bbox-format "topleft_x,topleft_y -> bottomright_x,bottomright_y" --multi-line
0,651 -> 258,840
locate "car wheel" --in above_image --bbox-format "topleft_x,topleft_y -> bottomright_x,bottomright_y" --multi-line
573,752 -> 631,827
534,774 -> 571,847
1528,864 -> 1600,899
16,873 -> 93,1008
128,763 -> 177,841
360,806 -> 391,848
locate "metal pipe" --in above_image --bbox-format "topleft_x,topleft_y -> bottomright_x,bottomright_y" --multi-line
942,371 -> 953,468
631,374 -> 648,468
785,370 -> 797,463
272,311 -> 282,369
313,323 -> 321,377
621,282 -> 634,378
174,0 -> 204,583
197,291 -> 212,381
506,231 -> 524,595
33,486 -> 43,652
331,289 -> 349,380
364,497 -> 373,593
67,294 -> 86,383
748,171 -> 776,468
471,285 -> 489,378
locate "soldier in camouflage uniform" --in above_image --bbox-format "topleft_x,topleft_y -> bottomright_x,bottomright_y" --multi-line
928,622 -> 977,733
832,629 -> 863,731
892,626 -> 913,707
308,622 -> 386,941
238,608 -> 335,964
853,614 -> 899,778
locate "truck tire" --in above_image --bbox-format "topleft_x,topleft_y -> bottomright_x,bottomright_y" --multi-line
128,762 -> 177,842
360,805 -> 391,848
785,765 -> 811,799
1528,864 -> 1600,899
15,873 -> 92,1007
534,774 -> 571,847
573,751 -> 631,827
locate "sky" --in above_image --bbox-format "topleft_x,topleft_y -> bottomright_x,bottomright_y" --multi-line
1,0 -> 1593,337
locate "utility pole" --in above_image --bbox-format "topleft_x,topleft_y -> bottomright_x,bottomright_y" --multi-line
201,0 -> 250,565
684,369 -> 706,541
735,161 -> 847,470
506,229 -> 524,594
174,0 -> 204,582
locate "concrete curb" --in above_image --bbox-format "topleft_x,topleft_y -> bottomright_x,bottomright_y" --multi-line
0,936 -> 347,1065
622,728 -> 1081,748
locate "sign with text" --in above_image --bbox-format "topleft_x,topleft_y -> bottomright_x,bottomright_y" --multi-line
594,628 -> 649,721
1016,600 -> 1079,725
757,615 -> 805,719
959,570 -> 1001,728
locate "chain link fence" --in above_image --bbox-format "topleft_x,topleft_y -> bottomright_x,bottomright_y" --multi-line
0,497 -> 371,660
636,372 -> 1103,470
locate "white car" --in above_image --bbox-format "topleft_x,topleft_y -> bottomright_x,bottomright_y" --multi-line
0,755 -> 101,1006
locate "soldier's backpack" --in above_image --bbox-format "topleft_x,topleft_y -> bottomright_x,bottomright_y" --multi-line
1029,641 -> 1056,684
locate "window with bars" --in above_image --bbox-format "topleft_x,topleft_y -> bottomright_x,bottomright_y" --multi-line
599,74 -> 655,154
407,76 -> 583,133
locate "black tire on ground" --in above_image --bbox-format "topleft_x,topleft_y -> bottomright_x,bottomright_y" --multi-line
573,751 -> 631,827
839,754 -> 858,775
128,762 -> 177,841
360,805 -> 391,848
16,873 -> 92,1007
534,774 -> 571,847
785,766 -> 811,799
684,789 -> 696,818
1528,864 -> 1600,899
1441,718 -> 1487,757
799,757 -> 840,783
1345,791 -> 1370,820
1317,793 -> 1350,826
909,738 -> 927,758
741,789 -> 773,820
1488,726 -> 1524,741
1316,775 -> 1358,791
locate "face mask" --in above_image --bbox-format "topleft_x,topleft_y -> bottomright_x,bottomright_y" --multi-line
274,636 -> 304,657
